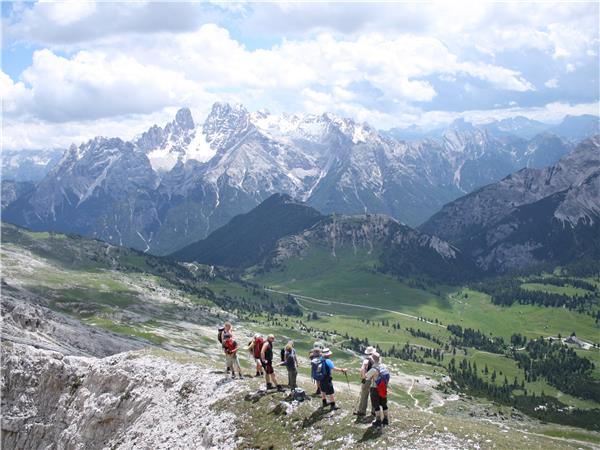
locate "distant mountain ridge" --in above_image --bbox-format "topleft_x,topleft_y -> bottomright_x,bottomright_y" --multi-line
420,137 -> 600,272
171,193 -> 323,268
173,193 -> 478,282
387,114 -> 599,142
4,103 -> 591,255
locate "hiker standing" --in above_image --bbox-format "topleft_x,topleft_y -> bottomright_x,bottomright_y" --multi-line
247,333 -> 265,377
261,334 -> 283,391
365,353 -> 390,426
218,322 -> 234,374
223,335 -> 243,379
309,342 -> 324,395
280,341 -> 299,390
317,348 -> 347,411
354,346 -> 375,417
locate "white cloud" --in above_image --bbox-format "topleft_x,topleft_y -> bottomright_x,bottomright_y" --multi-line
7,49 -> 207,122
2,2 -> 597,149
6,1 -> 222,45
4,25 -> 536,125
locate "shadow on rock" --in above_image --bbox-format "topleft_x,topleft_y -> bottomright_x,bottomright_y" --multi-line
301,408 -> 330,428
358,425 -> 383,443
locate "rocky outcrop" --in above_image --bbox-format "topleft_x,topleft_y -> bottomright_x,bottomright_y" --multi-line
1,342 -> 243,450
1,282 -> 146,357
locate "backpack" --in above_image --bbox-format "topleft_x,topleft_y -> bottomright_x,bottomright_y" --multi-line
292,388 -> 307,402
253,337 -> 264,358
375,365 -> 390,398
224,339 -> 236,353
217,326 -> 225,344
280,347 -> 286,362
311,357 -> 330,381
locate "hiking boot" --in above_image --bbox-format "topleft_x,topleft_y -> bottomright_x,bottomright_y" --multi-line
255,371 -> 260,377
322,399 -> 328,408
382,418 -> 389,426
372,419 -> 382,427
353,412 -> 366,416
370,411 -> 376,417
276,385 -> 285,392
330,403 -> 339,411
266,383 -> 274,390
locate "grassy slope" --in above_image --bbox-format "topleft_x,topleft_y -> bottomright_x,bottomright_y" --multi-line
256,247 -> 599,343
3,222 -> 600,444
252,245 -> 600,416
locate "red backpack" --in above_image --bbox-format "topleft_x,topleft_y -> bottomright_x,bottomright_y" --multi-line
224,339 -> 237,353
253,337 -> 264,358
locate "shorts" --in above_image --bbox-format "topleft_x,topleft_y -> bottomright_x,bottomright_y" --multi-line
320,377 -> 334,395
262,360 -> 274,374
370,387 -> 388,411
226,353 -> 241,373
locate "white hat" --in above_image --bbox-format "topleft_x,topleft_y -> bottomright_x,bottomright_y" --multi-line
314,341 -> 324,349
254,333 -> 262,339
322,348 -> 332,356
364,346 -> 376,355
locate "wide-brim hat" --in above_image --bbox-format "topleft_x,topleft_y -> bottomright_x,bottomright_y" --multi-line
364,346 -> 376,355
322,348 -> 332,356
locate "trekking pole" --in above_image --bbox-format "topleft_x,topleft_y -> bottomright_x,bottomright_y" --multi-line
344,371 -> 351,393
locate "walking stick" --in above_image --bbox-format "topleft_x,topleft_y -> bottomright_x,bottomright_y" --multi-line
344,371 -> 351,393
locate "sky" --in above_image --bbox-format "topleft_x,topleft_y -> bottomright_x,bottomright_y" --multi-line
1,0 -> 599,150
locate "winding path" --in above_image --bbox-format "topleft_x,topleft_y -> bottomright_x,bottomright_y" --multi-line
265,288 -> 446,328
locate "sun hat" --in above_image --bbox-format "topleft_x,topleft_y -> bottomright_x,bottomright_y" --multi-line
364,346 -> 376,355
322,348 -> 332,356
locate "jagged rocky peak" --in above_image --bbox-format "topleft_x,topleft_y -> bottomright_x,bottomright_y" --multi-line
447,118 -> 477,132
175,107 -> 195,130
202,102 -> 253,147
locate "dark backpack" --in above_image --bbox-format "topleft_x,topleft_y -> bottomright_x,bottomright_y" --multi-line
311,357 -> 329,381
292,388 -> 307,402
375,365 -> 390,398
280,347 -> 286,362
217,326 -> 225,344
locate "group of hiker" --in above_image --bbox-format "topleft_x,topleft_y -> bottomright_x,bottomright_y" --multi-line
217,322 -> 390,427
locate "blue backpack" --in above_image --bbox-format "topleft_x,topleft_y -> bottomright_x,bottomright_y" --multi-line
311,357 -> 330,381
375,365 -> 390,398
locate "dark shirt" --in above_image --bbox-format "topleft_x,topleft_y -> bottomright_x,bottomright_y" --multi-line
284,349 -> 297,370
264,341 -> 273,362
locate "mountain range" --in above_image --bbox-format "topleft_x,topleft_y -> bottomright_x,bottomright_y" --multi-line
176,137 -> 599,276
421,137 -> 600,272
2,104 -> 597,256
388,114 -> 599,142
172,193 -> 477,283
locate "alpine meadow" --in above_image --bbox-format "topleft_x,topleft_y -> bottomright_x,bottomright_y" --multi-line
1,2 -> 599,449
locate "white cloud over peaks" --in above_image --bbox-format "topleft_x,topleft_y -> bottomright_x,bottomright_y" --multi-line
3,24 -> 537,125
10,49 -> 205,122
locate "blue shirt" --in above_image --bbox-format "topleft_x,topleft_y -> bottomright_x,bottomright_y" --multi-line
324,358 -> 334,371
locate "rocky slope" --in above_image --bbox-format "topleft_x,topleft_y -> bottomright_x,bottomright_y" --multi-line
1,343 -> 244,450
421,137 -> 600,272
271,213 -> 478,282
171,194 -> 477,282
4,104 -> 576,255
1,180 -> 35,210
1,149 -> 63,182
